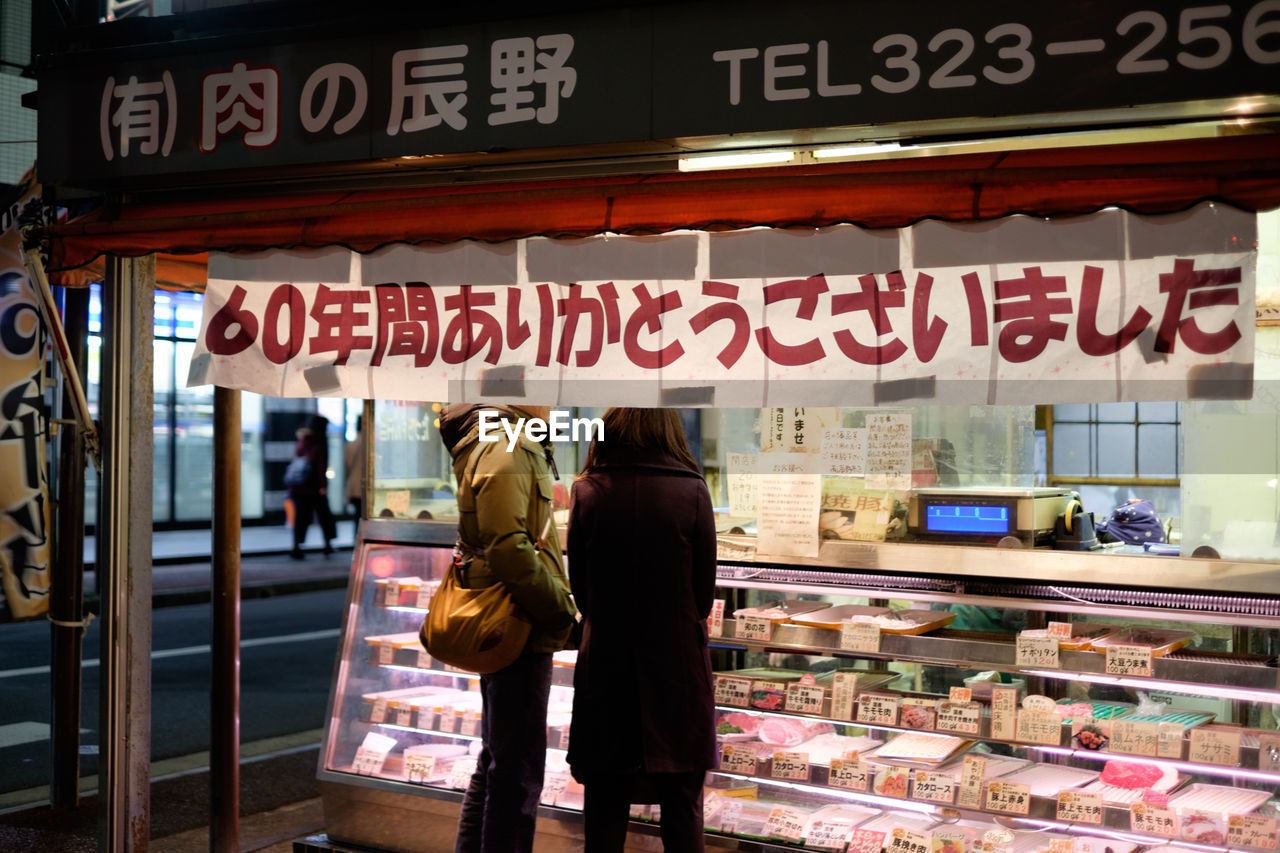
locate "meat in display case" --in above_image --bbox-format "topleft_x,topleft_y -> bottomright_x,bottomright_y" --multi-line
318,520 -> 1280,853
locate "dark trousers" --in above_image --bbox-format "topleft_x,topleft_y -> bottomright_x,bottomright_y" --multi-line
455,651 -> 553,853
291,491 -> 336,549
582,771 -> 705,853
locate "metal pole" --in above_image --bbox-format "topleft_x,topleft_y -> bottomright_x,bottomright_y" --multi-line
50,286 -> 89,808
211,386 -> 241,852
99,255 -> 154,853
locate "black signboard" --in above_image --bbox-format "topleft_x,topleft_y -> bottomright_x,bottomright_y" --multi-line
36,0 -> 1280,186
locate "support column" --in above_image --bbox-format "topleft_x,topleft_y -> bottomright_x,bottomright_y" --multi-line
98,255 -> 154,852
211,386 -> 241,852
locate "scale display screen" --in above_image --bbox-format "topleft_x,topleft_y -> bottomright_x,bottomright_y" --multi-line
925,503 -> 1011,535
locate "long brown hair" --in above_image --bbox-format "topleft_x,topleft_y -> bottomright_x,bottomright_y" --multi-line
579,408 -> 699,475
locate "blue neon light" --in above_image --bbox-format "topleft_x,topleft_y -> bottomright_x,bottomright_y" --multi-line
925,504 -> 1010,535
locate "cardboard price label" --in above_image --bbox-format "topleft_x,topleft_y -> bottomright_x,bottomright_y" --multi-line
1228,814 -> 1280,851
404,754 -> 436,783
714,676 -> 752,707
990,686 -> 1018,741
1016,634 -> 1060,668
771,751 -> 810,781
1130,802 -> 1179,838
985,781 -> 1032,815
828,758 -> 870,791
957,755 -> 987,810
840,621 -> 882,653
1111,719 -> 1159,757
848,829 -> 886,853
737,615 -> 773,641
786,682 -> 826,715
765,806 -> 807,843
720,743 -> 759,775
911,770 -> 955,804
888,826 -> 932,853
1015,709 -> 1063,745
708,599 -> 725,638
806,819 -> 856,851
1057,790 -> 1104,825
831,672 -> 860,721
1189,727 -> 1242,766
1106,644 -> 1154,677
857,692 -> 900,725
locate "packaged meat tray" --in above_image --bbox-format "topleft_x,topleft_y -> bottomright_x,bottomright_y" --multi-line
1081,760 -> 1182,805
870,732 -> 970,764
946,822 -> 1076,853
732,600 -> 828,623
1167,783 -> 1272,818
1119,711 -> 1214,728
785,604 -> 893,627
756,717 -> 834,747
996,763 -> 1098,797
793,606 -> 956,635
1053,700 -> 1133,722
814,668 -> 899,692
713,667 -> 808,682
716,710 -> 763,741
1018,623 -> 1118,650
1089,628 -> 1196,656
801,803 -> 879,844
856,811 -> 937,837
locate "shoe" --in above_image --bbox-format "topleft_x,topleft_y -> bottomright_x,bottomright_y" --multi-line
289,549 -> 306,560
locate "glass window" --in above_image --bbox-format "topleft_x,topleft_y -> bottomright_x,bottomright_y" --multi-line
173,340 -> 215,521
153,339 -> 174,521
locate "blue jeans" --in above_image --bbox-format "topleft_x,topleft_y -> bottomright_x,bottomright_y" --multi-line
455,651 -> 553,853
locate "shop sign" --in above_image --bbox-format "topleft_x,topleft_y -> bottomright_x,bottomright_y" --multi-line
38,1 -> 1280,185
191,225 -> 1255,407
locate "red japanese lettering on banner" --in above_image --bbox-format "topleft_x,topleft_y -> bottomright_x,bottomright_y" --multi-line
309,283 -> 373,366
623,283 -> 684,368
372,283 -> 439,367
910,272 -> 947,363
204,284 -> 259,355
1155,258 -> 1243,354
1077,265 -> 1152,356
993,266 -> 1072,363
262,283 -> 306,364
442,289 -> 502,364
557,283 -> 621,367
534,284 -> 556,366
756,274 -> 828,365
688,281 -> 751,368
832,273 -> 907,365
960,272 -> 990,345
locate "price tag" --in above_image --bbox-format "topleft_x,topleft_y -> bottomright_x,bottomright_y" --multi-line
1047,841 -> 1073,853
888,826 -> 932,853
1046,622 -> 1074,638
765,806 -> 807,843
1130,802 -> 1179,838
404,753 -> 436,783
702,794 -> 724,831
394,703 -> 413,727
830,672 -> 860,721
1188,727 -> 1242,766
557,726 -> 570,750
933,829 -> 967,853
828,757 -> 869,791
416,648 -> 431,669
446,757 -> 476,789
415,587 -> 433,609
771,751 -> 810,781
985,781 -> 1031,816
737,614 -> 773,641
911,770 -> 955,804
1106,644 -> 1154,677
1157,721 -> 1184,759
1260,734 -> 1280,773
856,692 -> 900,725
1111,720 -> 1159,757
1015,709 -> 1063,745
949,687 -> 972,703
937,701 -> 981,735
1229,814 -> 1280,851
385,579 -> 401,607
379,642 -> 395,665
990,686 -> 1018,740
719,800 -> 742,834
460,712 -> 480,738
708,599 -> 725,638
542,772 -> 570,806
840,621 -> 882,653
806,819 -> 856,851
369,697 -> 388,724
351,745 -> 390,775
1057,790 -> 1104,825
714,676 -> 752,707
785,682 -> 826,715
957,755 -> 987,810
848,829 -> 886,853
720,743 -> 759,775
1017,633 -> 1060,668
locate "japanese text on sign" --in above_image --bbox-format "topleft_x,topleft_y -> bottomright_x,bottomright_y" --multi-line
771,751 -> 810,780
1188,727 -> 1242,766
785,683 -> 826,715
1057,791 -> 1104,825
720,743 -> 759,775
1130,802 -> 1179,838
911,770 -> 956,804
841,621 -> 882,653
1106,644 -> 1154,677
957,755 -> 987,810
937,701 -> 981,735
857,692 -> 900,725
888,826 -> 932,853
1016,634 -> 1060,668
1228,814 -> 1280,851
985,781 -> 1032,815
714,676 -> 752,707
828,758 -> 870,791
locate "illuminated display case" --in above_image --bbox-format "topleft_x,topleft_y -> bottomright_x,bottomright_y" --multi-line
317,518 -> 1280,853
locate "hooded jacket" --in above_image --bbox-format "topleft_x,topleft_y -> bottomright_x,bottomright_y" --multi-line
438,404 -> 576,654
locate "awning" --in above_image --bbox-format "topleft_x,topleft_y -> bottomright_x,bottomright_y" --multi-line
48,134 -> 1280,286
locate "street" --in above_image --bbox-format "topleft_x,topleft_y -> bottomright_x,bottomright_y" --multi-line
0,587 -> 347,797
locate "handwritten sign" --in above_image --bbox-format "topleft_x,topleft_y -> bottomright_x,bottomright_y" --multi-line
786,682 -> 826,715
542,772 -> 570,806
1047,621 -> 1074,638
771,751 -> 810,781
949,687 -> 972,703
828,757 -> 869,791
1189,727 -> 1242,766
720,743 -> 759,775
1130,802 -> 1179,838
737,614 -> 773,641
1228,814 -> 1280,850
985,781 -> 1032,815
708,599 -> 725,638
352,745 -> 390,776
840,621 -> 882,653
937,701 -> 981,735
857,692 -> 900,726
957,755 -> 987,810
765,806 -> 808,843
714,676 -> 752,708
1106,644 -> 1154,677
831,672 -> 859,721
756,467 -> 822,559
1015,709 -> 1063,746
404,753 -> 436,783
1111,719 -> 1160,757
726,452 -> 758,516
866,413 -> 912,491
1017,634 -> 1060,668
1057,790 -> 1104,824
990,686 -> 1018,740
821,427 -> 868,477
911,770 -> 955,804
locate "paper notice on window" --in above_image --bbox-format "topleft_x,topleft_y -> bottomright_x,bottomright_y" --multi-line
865,413 -> 912,491
762,407 -> 839,452
820,427 -> 867,477
756,457 -> 821,558
385,489 -> 412,517
726,452 -> 757,516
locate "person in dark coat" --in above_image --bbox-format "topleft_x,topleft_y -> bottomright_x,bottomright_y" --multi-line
567,407 -> 718,852
287,414 -> 336,559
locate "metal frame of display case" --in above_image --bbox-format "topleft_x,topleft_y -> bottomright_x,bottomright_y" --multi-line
316,518 -> 1280,853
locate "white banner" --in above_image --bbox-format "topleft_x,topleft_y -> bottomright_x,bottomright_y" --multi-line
190,217 -> 1255,407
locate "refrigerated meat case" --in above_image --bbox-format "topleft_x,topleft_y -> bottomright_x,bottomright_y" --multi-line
316,518 -> 1280,853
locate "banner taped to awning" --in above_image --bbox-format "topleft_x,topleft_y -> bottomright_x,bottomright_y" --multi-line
188,204 -> 1256,407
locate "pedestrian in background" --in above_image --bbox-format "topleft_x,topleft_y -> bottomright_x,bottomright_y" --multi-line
344,414 -> 367,520
286,413 -> 336,560
438,403 -> 577,853
567,407 -> 717,852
